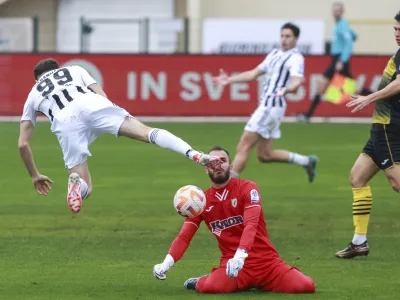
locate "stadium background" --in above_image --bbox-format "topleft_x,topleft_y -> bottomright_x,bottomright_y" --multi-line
1,1 -> 400,299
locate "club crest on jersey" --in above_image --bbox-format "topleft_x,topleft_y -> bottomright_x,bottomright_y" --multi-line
210,215 -> 243,236
231,198 -> 237,208
250,189 -> 260,203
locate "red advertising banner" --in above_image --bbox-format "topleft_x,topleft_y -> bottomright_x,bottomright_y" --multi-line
0,54 -> 390,117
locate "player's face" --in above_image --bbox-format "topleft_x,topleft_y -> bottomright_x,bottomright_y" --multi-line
332,4 -> 343,20
205,150 -> 232,185
394,21 -> 400,46
280,29 -> 297,51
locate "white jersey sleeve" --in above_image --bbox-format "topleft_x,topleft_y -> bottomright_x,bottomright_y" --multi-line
257,55 -> 270,73
21,93 -> 37,126
288,54 -> 305,78
73,66 -> 97,87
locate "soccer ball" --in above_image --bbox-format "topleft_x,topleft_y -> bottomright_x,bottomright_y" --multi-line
173,185 -> 206,218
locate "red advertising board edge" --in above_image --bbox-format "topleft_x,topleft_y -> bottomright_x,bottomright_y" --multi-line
0,54 -> 389,117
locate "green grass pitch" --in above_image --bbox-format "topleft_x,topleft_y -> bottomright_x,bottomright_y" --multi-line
1,121 -> 400,300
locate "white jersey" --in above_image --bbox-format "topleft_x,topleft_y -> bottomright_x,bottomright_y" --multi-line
21,65 -> 97,125
257,48 -> 304,108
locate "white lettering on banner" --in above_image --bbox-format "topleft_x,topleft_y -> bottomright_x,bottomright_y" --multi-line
127,72 -> 167,100
357,75 -> 366,91
231,83 -> 249,101
230,72 -> 249,101
142,72 -> 166,101
127,72 -> 136,100
125,71 -> 382,102
370,75 -> 382,91
309,74 -> 324,101
180,72 -> 201,101
203,72 -> 224,101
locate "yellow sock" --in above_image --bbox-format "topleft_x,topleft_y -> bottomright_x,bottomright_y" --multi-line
352,186 -> 372,234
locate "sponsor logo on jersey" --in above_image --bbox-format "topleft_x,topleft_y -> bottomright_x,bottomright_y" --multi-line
205,205 -> 214,212
210,215 -> 243,236
250,189 -> 260,203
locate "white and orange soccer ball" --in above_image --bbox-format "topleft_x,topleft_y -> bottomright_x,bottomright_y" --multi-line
173,185 -> 206,218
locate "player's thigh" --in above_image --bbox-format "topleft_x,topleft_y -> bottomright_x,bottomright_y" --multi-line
350,154 -> 380,187
68,162 -> 92,191
118,117 -> 152,142
80,94 -> 132,137
269,268 -> 315,294
196,268 -> 241,294
236,131 -> 260,154
54,122 -> 94,174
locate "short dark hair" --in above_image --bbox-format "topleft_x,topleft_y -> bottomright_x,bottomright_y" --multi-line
395,11 -> 400,22
208,146 -> 230,161
33,58 -> 59,80
281,22 -> 300,38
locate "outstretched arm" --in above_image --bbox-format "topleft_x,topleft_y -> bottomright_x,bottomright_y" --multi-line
212,55 -> 269,86
347,75 -> 400,113
213,67 -> 264,86
153,218 -> 201,280
18,121 -> 53,195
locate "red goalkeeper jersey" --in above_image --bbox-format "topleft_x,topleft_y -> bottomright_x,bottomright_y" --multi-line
168,178 -> 281,267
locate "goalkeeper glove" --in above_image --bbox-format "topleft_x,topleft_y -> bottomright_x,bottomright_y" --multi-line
226,248 -> 248,278
153,254 -> 175,280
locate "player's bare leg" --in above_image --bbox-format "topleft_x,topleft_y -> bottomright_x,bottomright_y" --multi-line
117,117 -> 221,169
67,162 -> 92,213
298,76 -> 329,122
231,131 -> 260,177
336,154 -> 379,258
256,139 -> 318,183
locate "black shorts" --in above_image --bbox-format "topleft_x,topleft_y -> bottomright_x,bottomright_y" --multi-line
362,123 -> 400,170
323,55 -> 352,80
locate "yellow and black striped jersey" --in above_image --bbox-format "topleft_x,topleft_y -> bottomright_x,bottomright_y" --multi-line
372,49 -> 400,125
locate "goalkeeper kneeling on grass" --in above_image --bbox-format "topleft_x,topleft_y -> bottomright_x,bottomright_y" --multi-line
152,146 -> 315,294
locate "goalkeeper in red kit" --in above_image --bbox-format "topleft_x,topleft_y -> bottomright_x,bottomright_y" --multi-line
153,146 -> 315,294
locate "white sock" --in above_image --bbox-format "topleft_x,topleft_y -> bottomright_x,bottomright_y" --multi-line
352,234 -> 367,245
231,171 -> 239,178
148,128 -> 192,156
161,254 -> 175,270
288,152 -> 310,166
80,178 -> 88,199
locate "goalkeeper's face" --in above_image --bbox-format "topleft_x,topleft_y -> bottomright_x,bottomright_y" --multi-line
206,150 -> 232,185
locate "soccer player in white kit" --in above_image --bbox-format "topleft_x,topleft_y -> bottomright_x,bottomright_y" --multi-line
18,58 -> 222,213
213,23 -> 318,182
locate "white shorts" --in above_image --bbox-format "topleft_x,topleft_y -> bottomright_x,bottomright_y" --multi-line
244,106 -> 286,139
51,93 -> 131,169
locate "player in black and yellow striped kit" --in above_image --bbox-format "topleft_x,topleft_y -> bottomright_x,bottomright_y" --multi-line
336,11 -> 400,259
